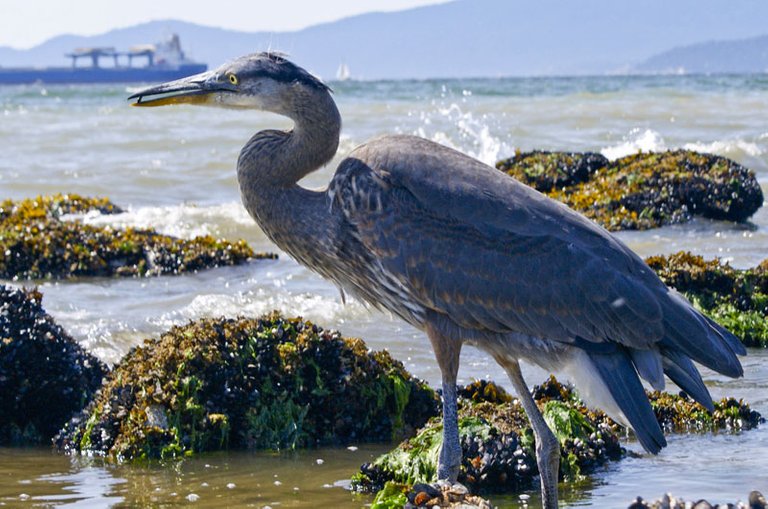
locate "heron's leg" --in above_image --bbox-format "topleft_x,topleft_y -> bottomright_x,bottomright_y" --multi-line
426,325 -> 462,483
501,358 -> 559,509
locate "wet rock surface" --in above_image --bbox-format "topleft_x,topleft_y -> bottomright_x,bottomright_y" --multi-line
405,482 -> 493,509
368,481 -> 494,509
646,251 -> 768,347
496,150 -> 763,231
356,377 -> 762,502
0,194 -> 273,280
0,285 -> 106,444
55,313 -> 438,460
496,150 -> 609,192
627,490 -> 767,509
353,377 -> 623,497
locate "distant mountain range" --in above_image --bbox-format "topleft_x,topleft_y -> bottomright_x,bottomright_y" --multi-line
638,35 -> 768,74
2,0 -> 768,79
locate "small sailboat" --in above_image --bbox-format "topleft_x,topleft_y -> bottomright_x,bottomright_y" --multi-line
336,62 -> 351,81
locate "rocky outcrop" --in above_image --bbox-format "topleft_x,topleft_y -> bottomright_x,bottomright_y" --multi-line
0,285 -> 107,444
55,313 -> 438,460
0,194 -> 273,279
497,150 -> 763,231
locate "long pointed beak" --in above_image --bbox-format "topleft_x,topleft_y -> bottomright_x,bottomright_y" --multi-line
128,70 -> 231,107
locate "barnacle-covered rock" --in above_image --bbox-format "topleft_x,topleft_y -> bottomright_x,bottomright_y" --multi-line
55,313 -> 437,460
535,376 -> 763,434
352,377 -> 621,496
650,392 -> 763,432
496,150 -> 609,192
627,490 -> 766,509
0,194 -> 274,280
355,376 -> 762,500
496,150 -> 763,231
0,285 -> 107,444
645,251 -> 768,347
403,482 -> 493,509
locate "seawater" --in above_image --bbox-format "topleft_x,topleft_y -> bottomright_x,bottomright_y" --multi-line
0,74 -> 767,507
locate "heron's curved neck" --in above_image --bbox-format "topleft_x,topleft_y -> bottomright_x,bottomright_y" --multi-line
238,88 -> 340,191
237,87 -> 341,256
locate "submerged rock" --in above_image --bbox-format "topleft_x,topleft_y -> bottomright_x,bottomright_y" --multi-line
355,377 -> 762,500
55,313 -> 437,460
627,490 -> 766,509
646,251 -> 768,347
0,285 -> 106,444
496,150 -> 763,231
0,194 -> 274,280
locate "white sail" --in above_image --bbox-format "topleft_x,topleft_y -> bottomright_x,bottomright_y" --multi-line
336,63 -> 350,81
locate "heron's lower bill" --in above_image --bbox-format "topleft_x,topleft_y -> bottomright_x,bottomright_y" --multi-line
130,90 -> 214,107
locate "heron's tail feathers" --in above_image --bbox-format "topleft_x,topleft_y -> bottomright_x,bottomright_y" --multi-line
586,350 -> 666,454
661,290 -> 744,378
660,347 -> 714,412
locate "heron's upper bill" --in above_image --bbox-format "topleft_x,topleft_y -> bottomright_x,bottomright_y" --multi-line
128,70 -> 229,107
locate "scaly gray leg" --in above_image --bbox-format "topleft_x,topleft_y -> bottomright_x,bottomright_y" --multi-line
501,358 -> 560,509
426,325 -> 462,483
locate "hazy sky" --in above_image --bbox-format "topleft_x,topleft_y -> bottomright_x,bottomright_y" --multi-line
0,0 -> 451,49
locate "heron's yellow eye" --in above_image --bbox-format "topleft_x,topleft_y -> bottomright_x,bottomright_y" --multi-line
228,74 -> 239,85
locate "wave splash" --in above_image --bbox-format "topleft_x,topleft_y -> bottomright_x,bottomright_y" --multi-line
601,128 -> 764,161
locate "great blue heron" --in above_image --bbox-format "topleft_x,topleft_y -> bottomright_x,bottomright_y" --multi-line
129,53 -> 745,508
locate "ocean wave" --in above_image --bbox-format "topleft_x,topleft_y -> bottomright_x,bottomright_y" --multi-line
601,128 -> 765,161
65,201 -> 256,239
682,139 -> 764,158
601,128 -> 667,160
149,288 -> 372,334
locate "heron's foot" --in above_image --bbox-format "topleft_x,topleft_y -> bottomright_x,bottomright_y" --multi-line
535,428 -> 561,509
436,462 -> 460,485
437,439 -> 462,483
405,481 -> 492,509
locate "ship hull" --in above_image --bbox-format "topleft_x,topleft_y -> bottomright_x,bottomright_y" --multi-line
0,64 -> 207,85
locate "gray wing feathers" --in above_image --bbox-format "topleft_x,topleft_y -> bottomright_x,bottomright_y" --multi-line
331,134 -> 743,382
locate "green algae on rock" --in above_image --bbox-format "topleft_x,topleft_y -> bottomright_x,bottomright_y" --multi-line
353,377 -> 621,497
0,285 -> 107,445
649,391 -> 763,432
0,194 -> 273,280
55,314 -> 437,460
496,150 -> 609,193
356,376 -> 762,501
645,251 -> 768,347
496,150 -> 763,231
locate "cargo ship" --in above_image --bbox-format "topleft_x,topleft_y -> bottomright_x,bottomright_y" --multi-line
0,34 -> 207,85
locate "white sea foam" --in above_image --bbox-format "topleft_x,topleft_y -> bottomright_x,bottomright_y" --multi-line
682,139 -> 764,158
601,128 -> 764,161
600,128 -> 667,160
150,289 -> 370,334
65,202 -> 255,239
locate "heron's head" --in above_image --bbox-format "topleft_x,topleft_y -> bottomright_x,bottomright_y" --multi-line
128,52 -> 330,114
